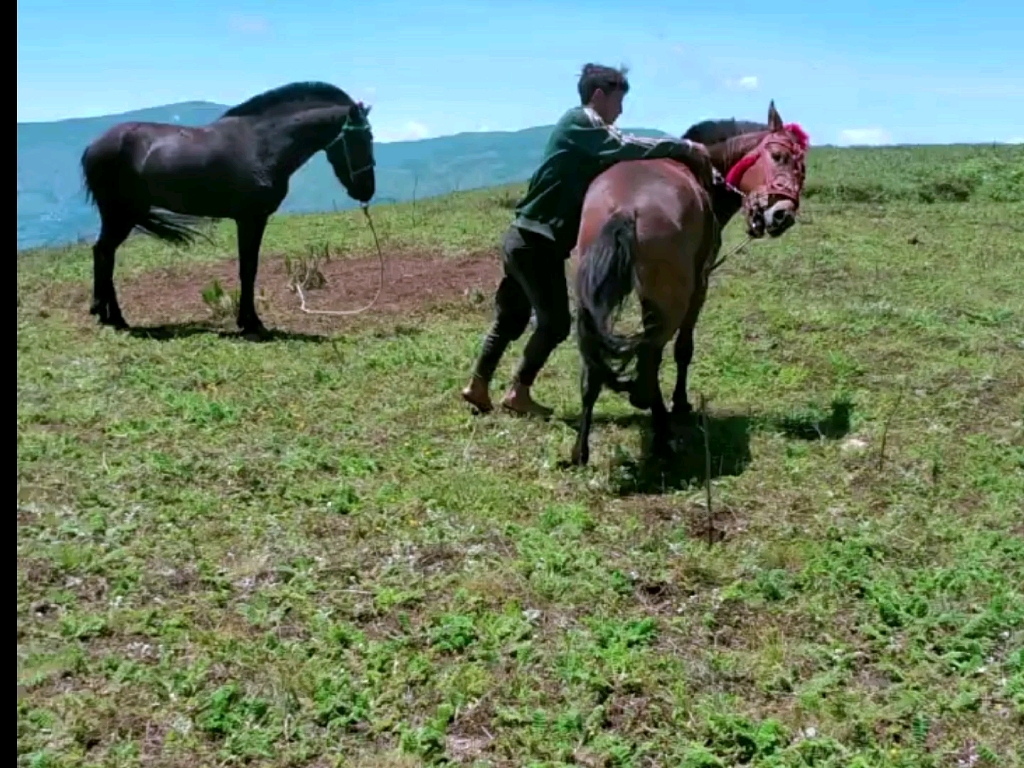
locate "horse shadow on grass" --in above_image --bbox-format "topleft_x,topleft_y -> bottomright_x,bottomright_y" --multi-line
561,396 -> 853,496
126,322 -> 329,343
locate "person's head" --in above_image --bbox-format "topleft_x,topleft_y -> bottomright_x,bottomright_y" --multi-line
578,63 -> 630,125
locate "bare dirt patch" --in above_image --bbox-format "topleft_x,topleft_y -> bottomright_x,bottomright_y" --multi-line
54,249 -> 503,337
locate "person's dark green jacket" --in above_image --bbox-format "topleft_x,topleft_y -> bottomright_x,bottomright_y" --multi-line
513,105 -> 713,250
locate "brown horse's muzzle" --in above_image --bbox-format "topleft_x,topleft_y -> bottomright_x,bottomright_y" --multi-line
743,187 -> 800,239
764,198 -> 797,237
745,206 -> 767,238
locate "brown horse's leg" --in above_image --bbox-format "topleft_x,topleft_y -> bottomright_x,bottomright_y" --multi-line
236,216 -> 269,337
636,343 -> 671,456
672,284 -> 707,422
651,395 -> 671,457
671,328 -> 695,420
90,215 -> 133,329
571,359 -> 604,466
630,299 -> 666,411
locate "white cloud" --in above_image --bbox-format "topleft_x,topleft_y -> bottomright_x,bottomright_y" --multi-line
1005,136 -> 1024,144
376,121 -> 430,143
227,14 -> 270,34
721,75 -> 759,91
837,128 -> 892,146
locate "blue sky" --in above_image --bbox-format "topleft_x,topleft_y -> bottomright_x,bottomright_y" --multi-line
17,0 -> 1024,145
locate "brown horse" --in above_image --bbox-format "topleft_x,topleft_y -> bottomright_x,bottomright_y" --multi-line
570,101 -> 809,465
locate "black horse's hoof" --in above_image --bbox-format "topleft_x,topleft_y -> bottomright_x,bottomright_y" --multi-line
110,309 -> 129,330
629,391 -> 651,410
94,308 -> 129,331
568,445 -> 589,467
238,319 -> 270,340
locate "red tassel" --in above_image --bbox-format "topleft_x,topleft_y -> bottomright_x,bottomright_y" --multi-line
783,122 -> 810,150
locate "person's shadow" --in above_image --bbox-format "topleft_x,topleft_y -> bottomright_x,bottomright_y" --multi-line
561,396 -> 853,496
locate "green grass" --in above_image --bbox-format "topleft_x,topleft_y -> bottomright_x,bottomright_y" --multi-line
17,144 -> 1024,767
803,143 -> 1024,204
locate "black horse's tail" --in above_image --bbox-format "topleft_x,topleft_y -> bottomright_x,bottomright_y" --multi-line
131,210 -> 204,246
80,143 -> 203,246
575,210 -> 643,388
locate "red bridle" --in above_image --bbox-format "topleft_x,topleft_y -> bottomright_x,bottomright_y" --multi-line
725,123 -> 810,209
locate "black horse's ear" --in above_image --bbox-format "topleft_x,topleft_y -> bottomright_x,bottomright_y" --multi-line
363,104 -> 372,117
768,100 -> 783,131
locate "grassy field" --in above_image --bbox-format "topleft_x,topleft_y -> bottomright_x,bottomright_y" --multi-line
17,143 -> 1024,767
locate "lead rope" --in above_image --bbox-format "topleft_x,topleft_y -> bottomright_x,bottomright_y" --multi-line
709,234 -> 753,272
294,202 -> 385,317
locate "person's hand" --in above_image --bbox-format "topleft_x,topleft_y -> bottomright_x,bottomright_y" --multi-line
690,142 -> 714,190
676,140 -> 714,190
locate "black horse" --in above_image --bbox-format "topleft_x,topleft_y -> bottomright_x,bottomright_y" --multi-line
81,81 -> 376,337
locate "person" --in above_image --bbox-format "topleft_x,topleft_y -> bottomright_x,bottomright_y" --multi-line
461,63 -> 720,417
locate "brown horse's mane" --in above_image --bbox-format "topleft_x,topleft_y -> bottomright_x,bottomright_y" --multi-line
683,119 -> 775,179
221,81 -> 356,119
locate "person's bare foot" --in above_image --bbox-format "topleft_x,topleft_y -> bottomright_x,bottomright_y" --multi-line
461,375 -> 493,413
500,382 -> 554,418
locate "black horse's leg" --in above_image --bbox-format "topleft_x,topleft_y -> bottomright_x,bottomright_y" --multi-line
571,360 -> 603,466
90,215 -> 133,329
235,216 -> 269,336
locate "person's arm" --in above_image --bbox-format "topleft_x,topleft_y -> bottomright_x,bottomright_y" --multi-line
564,108 -> 714,187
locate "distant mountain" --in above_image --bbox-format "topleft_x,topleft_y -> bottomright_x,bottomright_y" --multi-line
16,102 -> 670,251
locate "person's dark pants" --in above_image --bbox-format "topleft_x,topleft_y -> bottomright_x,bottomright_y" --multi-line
473,225 -> 571,387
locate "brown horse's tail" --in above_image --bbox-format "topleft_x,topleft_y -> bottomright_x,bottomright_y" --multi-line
575,210 -> 643,389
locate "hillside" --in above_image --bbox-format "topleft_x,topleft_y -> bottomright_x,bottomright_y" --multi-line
17,144 -> 1024,765
18,103 -> 674,251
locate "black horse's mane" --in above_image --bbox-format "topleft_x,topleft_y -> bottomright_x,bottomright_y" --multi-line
222,81 -> 355,118
683,118 -> 768,145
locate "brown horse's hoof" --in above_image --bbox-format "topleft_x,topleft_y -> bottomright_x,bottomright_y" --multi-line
671,403 -> 695,425
652,432 -> 674,460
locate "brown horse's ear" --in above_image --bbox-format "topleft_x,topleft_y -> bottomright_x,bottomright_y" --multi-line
768,100 -> 783,132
